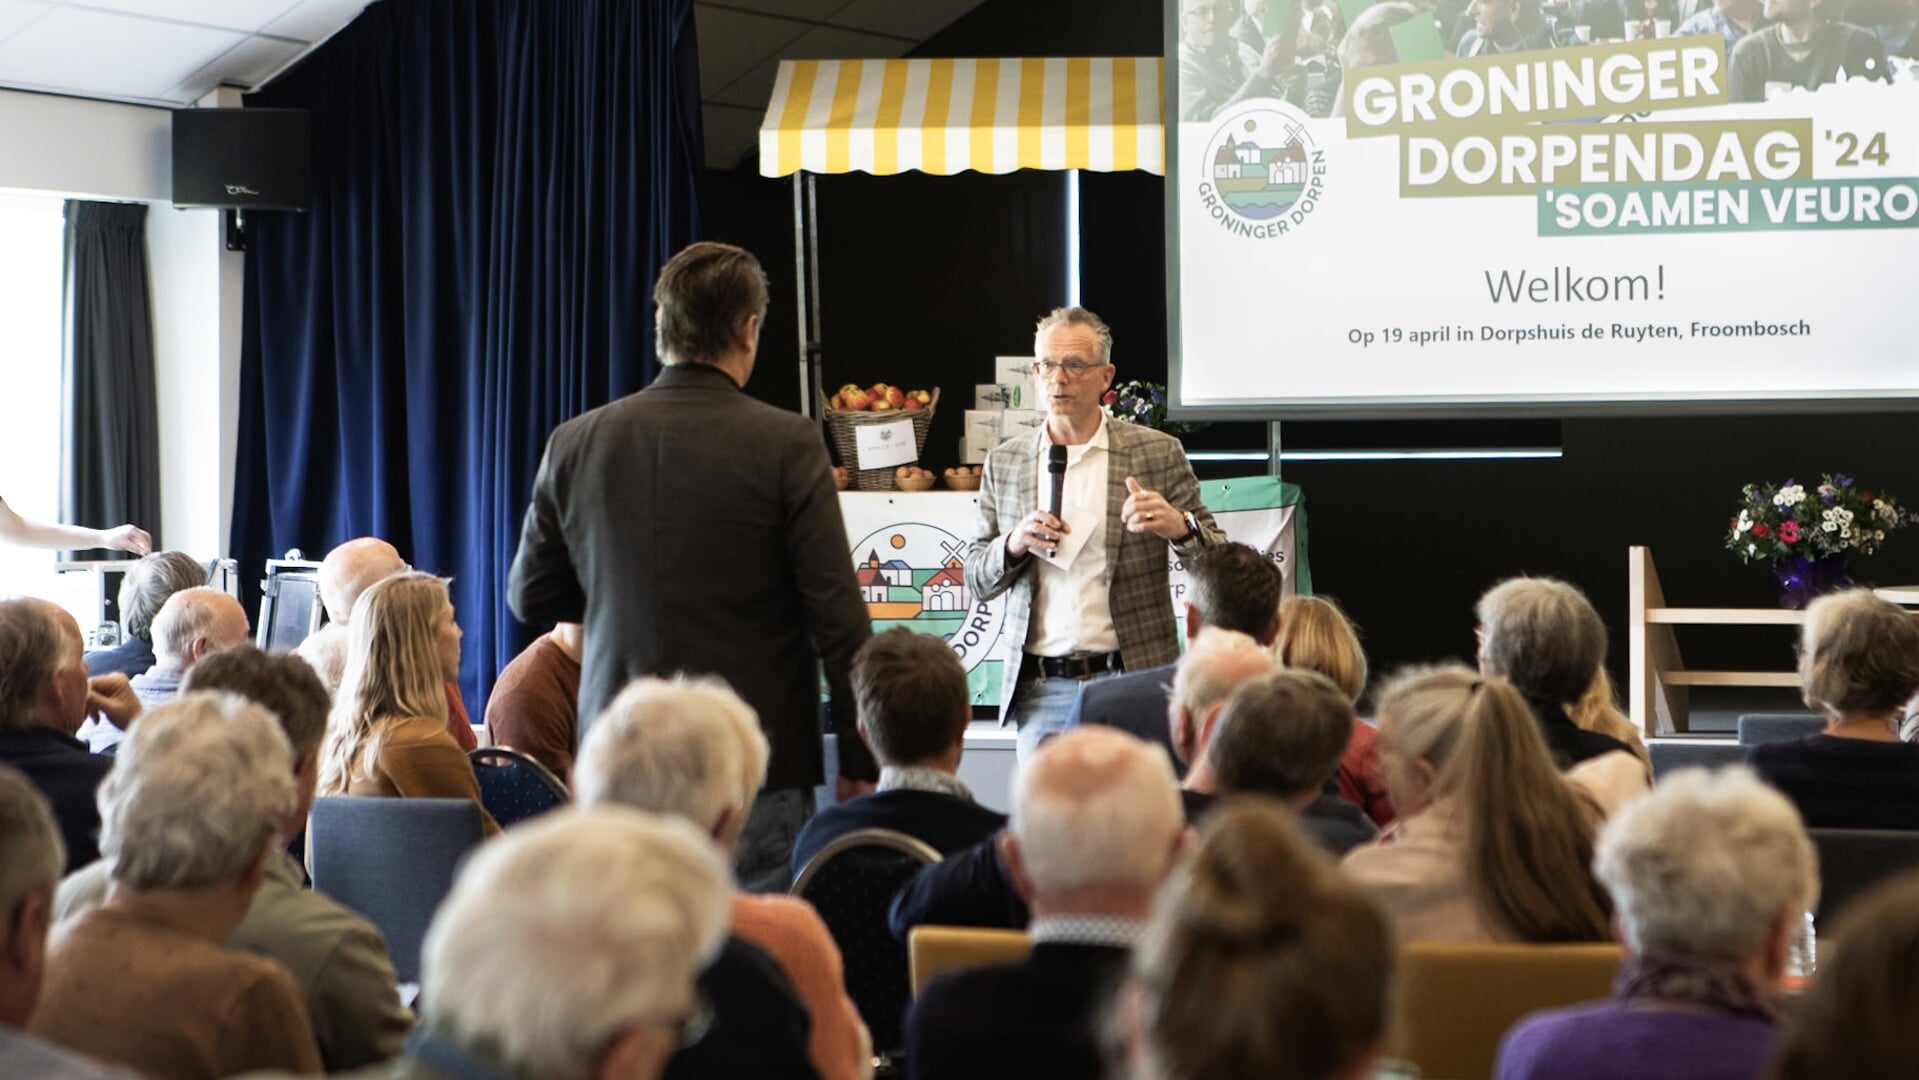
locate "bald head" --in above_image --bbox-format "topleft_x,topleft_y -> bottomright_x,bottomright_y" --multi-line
1169,627 -> 1279,766
318,537 -> 406,623
0,599 -> 85,734
1008,727 -> 1183,899
151,588 -> 250,670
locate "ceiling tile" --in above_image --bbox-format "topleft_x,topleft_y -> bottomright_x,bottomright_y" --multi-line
700,0 -> 847,21
827,0 -> 984,40
701,102 -> 764,170
260,0 -> 371,43
165,33 -> 307,99
0,0 -> 50,47
696,5 -> 806,100
0,6 -> 247,101
707,24 -> 909,108
71,0 -> 301,34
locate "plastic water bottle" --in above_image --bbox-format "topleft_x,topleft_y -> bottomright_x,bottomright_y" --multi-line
1787,910 -> 1818,981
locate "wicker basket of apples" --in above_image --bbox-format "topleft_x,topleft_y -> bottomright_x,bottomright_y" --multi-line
819,384 -> 939,491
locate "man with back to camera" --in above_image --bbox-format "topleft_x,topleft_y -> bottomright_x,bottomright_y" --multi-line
509,241 -> 876,892
965,306 -> 1222,761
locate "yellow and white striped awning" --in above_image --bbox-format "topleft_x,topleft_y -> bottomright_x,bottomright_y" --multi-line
759,57 -> 1164,179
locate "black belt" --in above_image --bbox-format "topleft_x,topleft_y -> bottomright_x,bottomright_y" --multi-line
1026,651 -> 1124,681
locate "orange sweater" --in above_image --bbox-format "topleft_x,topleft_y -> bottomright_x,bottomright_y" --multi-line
345,715 -> 499,837
731,893 -> 870,1080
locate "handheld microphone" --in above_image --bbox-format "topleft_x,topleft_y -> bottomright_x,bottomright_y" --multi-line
1044,444 -> 1067,557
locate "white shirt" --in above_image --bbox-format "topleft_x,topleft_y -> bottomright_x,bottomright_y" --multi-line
1026,417 -> 1119,657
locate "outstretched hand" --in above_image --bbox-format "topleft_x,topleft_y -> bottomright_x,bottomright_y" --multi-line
104,524 -> 152,556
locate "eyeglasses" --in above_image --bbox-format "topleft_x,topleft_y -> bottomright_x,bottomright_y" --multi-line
1032,360 -> 1104,379
670,999 -> 713,1050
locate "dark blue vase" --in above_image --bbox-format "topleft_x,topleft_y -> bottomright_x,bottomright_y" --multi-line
1770,555 -> 1853,610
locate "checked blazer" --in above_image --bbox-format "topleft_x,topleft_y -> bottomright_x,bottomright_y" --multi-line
964,419 -> 1224,720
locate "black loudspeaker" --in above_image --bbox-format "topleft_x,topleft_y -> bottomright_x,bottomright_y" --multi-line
170,107 -> 311,211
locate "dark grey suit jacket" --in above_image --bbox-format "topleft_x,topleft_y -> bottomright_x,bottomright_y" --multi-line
1065,663 -> 1180,771
508,363 -> 876,789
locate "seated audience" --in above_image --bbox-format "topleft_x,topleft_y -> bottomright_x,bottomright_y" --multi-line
1728,0 -> 1887,102
1764,867 -> 1919,1079
304,808 -> 734,1080
318,571 -> 498,836
1273,594 -> 1395,826
83,550 -> 204,678
483,620 -> 582,784
889,629 -> 1284,935
122,586 -> 250,718
576,676 -> 864,1080
890,633 -> 1374,939
30,695 -> 321,1077
905,727 -> 1186,1080
1114,799 -> 1394,1080
1067,542 -> 1283,771
1198,669 -> 1379,853
793,627 -> 1005,878
306,536 -> 477,750
56,647 -> 411,1071
0,599 -> 114,873
1748,589 -> 1919,828
1676,0 -> 1767,48
1476,577 -> 1642,783
0,766 -> 138,1078
1343,666 -> 1613,943
1497,767 -> 1812,1080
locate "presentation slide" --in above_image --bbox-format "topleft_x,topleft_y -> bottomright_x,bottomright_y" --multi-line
1169,0 -> 1919,414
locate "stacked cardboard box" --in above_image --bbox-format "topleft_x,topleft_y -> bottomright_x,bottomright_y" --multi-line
961,356 -> 1038,463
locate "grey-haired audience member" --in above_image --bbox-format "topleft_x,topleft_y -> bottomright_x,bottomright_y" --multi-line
1476,577 -> 1635,769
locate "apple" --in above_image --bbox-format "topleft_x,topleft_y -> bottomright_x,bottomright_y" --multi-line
906,389 -> 932,408
837,382 -> 863,400
881,385 -> 905,410
871,397 -> 896,411
902,396 -> 923,411
839,386 -> 873,411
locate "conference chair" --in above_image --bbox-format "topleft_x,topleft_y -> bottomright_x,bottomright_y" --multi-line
793,828 -> 943,1065
907,926 -> 1031,997
1735,713 -> 1825,746
468,746 -> 568,827
309,796 -> 486,983
1647,739 -> 1746,781
1809,828 -> 1919,930
1395,942 -> 1624,1080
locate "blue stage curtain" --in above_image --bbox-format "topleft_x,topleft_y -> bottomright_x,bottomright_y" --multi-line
232,0 -> 703,711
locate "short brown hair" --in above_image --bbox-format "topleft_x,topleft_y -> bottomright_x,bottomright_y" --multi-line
853,628 -> 969,766
653,241 -> 769,366
0,600 -> 65,732
182,645 -> 333,758
1208,669 -> 1354,798
1800,590 -> 1919,716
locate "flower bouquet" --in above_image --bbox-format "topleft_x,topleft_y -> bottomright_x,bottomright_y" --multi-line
1101,380 -> 1207,436
1726,473 -> 1914,607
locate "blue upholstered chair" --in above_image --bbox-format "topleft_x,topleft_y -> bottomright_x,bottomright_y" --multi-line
468,746 -> 568,828
308,796 -> 486,983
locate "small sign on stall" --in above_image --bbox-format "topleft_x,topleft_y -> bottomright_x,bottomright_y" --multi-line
854,419 -> 918,469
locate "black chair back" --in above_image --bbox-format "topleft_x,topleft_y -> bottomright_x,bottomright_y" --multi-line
1809,827 -> 1919,927
469,746 -> 569,827
792,828 -> 943,1057
309,796 -> 486,982
1736,713 -> 1825,746
1648,739 -> 1746,781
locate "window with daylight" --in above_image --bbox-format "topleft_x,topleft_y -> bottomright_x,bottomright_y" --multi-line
0,195 -> 72,598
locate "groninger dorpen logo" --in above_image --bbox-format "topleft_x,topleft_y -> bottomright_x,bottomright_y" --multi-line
1197,99 -> 1326,239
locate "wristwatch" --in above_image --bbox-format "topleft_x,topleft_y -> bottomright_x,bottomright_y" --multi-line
1176,510 -> 1200,544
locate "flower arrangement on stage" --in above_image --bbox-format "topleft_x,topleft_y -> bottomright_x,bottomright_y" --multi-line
1102,380 -> 1206,436
1727,474 -> 1912,562
1728,474 -> 1914,608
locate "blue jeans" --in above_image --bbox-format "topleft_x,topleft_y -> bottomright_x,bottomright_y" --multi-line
1010,669 -> 1120,761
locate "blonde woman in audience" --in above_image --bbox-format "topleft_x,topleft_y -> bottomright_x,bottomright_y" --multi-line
1116,798 -> 1394,1080
1497,768 -> 1813,1080
1343,666 -> 1614,943
318,571 -> 497,835
1563,668 -> 1653,815
1748,589 -> 1919,829
30,695 -> 322,1078
1273,595 -> 1395,826
1765,867 -> 1919,1079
